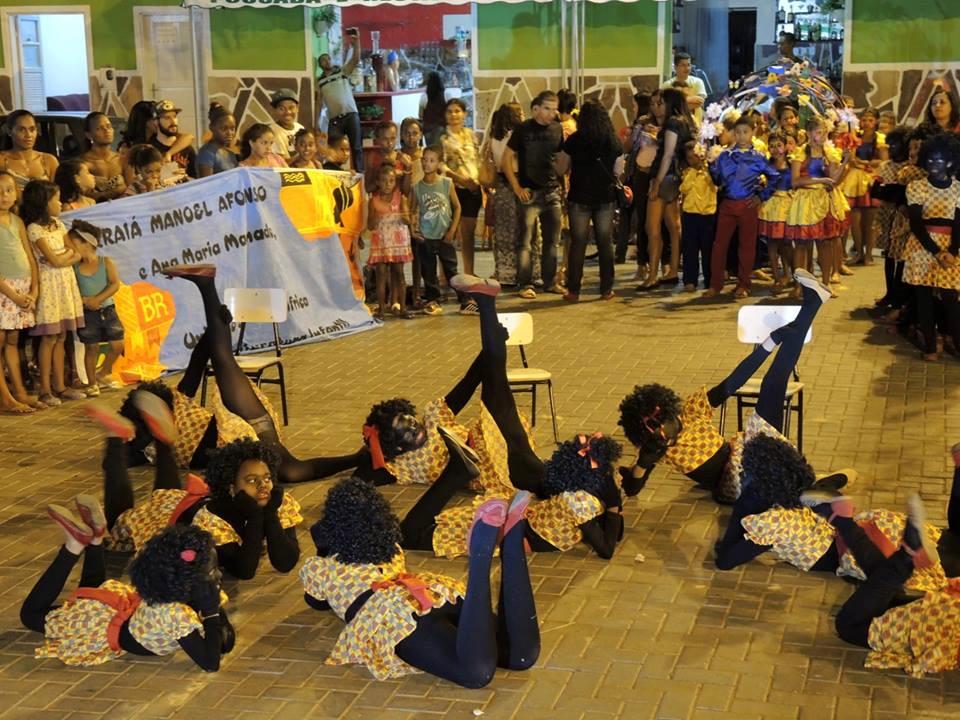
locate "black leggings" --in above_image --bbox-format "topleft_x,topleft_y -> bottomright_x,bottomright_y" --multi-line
834,546 -> 914,648
708,283 -> 824,432
882,258 -> 909,309
914,286 -> 960,355
104,436 -> 180,528
177,276 -> 362,484
394,516 -> 539,687
20,545 -> 106,633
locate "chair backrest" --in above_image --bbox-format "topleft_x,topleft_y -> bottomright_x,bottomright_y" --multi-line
497,312 -> 534,347
737,305 -> 812,345
224,288 -> 288,324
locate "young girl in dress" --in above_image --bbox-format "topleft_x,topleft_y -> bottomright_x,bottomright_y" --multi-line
54,160 -> 96,211
288,128 -> 322,169
367,164 -> 413,319
785,117 -> 850,297
21,498 -> 234,671
839,108 -> 887,266
20,180 -> 85,406
398,117 -> 425,304
0,170 -> 39,413
870,127 -> 912,321
758,132 -> 795,290
300,476 -> 539,686
124,145 -> 164,196
239,124 -> 287,169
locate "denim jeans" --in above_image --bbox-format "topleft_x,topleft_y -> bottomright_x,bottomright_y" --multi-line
329,111 -> 364,171
516,188 -> 562,290
567,201 -> 615,295
416,238 -> 465,305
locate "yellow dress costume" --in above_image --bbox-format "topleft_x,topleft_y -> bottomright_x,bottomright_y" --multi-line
785,147 -> 850,242
838,132 -> 885,208
171,382 -> 283,468
109,476 -> 302,553
865,585 -> 960,677
35,579 -> 204,666
431,490 -> 604,559
902,178 -> 960,291
381,398 -> 533,497
299,549 -> 465,680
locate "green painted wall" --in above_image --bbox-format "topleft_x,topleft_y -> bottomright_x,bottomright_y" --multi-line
850,0 -> 960,64
0,0 -> 306,71
476,0 -> 660,73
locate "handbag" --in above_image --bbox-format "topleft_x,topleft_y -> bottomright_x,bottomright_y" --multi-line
477,141 -> 498,188
656,153 -> 682,203
595,155 -> 633,211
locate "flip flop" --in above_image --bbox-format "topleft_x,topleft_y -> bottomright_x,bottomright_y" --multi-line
163,264 -> 217,279
467,498 -> 507,555
451,274 -> 501,296
83,403 -> 136,441
47,504 -> 94,546
132,390 -> 178,445
74,494 -> 107,539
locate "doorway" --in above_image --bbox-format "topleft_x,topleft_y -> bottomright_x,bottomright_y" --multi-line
728,9 -> 757,83
135,8 -> 200,139
4,11 -> 91,112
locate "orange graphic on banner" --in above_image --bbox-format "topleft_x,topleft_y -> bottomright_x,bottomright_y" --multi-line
111,281 -> 176,384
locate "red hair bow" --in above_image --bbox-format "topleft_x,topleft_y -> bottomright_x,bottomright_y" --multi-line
363,424 -> 386,470
577,432 -> 605,469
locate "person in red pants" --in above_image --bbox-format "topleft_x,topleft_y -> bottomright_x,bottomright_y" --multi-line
705,116 -> 781,299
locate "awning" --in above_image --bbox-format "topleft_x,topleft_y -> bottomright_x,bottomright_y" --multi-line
182,0 -> 641,8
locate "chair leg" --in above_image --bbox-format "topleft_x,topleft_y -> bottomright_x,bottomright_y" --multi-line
796,389 -> 804,455
530,384 -> 537,427
718,399 -> 727,436
546,380 -> 560,446
277,364 -> 288,426
200,373 -> 208,407
736,396 -> 745,433
783,396 -> 793,442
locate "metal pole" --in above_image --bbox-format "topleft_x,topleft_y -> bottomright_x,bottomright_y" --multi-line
570,0 -> 578,95
579,0 -> 586,99
560,0 -> 567,88
189,6 -> 206,142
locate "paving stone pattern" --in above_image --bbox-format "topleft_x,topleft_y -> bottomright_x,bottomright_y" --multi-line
1,258 -> 959,720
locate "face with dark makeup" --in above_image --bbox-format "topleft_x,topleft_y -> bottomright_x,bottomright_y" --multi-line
924,148 -> 954,185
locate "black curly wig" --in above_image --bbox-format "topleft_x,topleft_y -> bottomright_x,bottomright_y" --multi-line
364,397 -> 418,461
129,525 -> 217,605
310,476 -> 401,565
917,129 -> 960,176
618,383 -> 683,449
541,434 -> 622,499
741,434 -> 814,509
205,438 -> 281,501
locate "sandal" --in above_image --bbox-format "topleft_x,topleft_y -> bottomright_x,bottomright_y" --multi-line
467,498 -> 507,555
84,403 -> 136,441
74,495 -> 107,539
47,504 -> 94,546
133,390 -> 177,445
38,393 -> 62,407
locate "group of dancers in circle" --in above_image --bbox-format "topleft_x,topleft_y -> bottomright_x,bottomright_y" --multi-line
21,243 -> 960,683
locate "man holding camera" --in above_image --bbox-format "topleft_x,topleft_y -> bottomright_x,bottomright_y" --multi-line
317,28 -> 364,171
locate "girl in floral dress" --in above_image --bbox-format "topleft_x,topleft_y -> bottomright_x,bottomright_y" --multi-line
21,498 -> 233,671
367,164 -> 413,319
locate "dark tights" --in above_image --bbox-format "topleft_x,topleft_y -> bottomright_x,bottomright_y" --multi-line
834,547 -> 914,648
707,283 -> 824,432
104,436 -> 180,528
915,286 -> 960,355
177,276 -> 362,484
881,259 -> 909,309
20,545 -> 106,633
395,518 -> 539,687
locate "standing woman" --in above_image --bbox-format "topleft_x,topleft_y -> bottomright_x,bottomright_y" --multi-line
921,87 -> 960,136
0,110 -> 59,192
640,88 -> 693,290
81,112 -> 126,200
563,100 -> 620,301
420,72 -> 447,146
440,99 -> 482,276
615,91 -> 656,276
488,103 -> 524,285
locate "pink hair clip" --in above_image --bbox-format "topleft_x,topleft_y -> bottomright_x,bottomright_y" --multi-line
180,549 -> 197,562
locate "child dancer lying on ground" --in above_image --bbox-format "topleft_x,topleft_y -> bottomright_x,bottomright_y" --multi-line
300,476 -> 539,687
618,269 -> 834,504
394,274 -> 625,559
21,500 -> 233,671
119,263 -> 363,483
87,397 -> 301,580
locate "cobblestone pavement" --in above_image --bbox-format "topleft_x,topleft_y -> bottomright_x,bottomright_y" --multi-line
1,255 -> 959,720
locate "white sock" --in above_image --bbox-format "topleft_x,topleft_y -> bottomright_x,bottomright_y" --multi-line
761,336 -> 778,352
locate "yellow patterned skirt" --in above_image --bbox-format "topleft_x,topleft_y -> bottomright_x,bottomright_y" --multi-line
785,185 -> 850,243
902,230 -> 960,290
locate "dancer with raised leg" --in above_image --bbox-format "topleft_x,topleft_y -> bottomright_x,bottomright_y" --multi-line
397,274 -> 626,559
618,268 -> 836,504
300,476 -> 540,686
20,497 -> 234,671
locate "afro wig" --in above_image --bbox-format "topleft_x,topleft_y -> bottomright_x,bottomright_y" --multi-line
310,476 -> 402,565
917,130 -> 960,175
205,438 -> 281,501
129,525 -> 217,605
741,434 -> 814,509
541,434 -> 623,499
618,383 -> 682,449
365,397 -> 418,461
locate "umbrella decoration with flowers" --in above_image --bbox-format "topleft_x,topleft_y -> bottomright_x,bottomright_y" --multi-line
698,60 -> 848,148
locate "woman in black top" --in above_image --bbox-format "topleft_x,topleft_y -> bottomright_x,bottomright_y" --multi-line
639,88 -> 695,291
562,101 -> 621,300
421,72 -> 447,146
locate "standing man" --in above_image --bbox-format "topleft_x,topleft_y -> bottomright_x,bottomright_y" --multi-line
502,90 -> 569,298
317,28 -> 364,171
777,32 -> 803,64
662,52 -> 707,122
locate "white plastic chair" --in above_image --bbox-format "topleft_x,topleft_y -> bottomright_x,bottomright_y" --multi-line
497,312 -> 560,444
200,288 -> 289,425
717,305 -> 809,452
